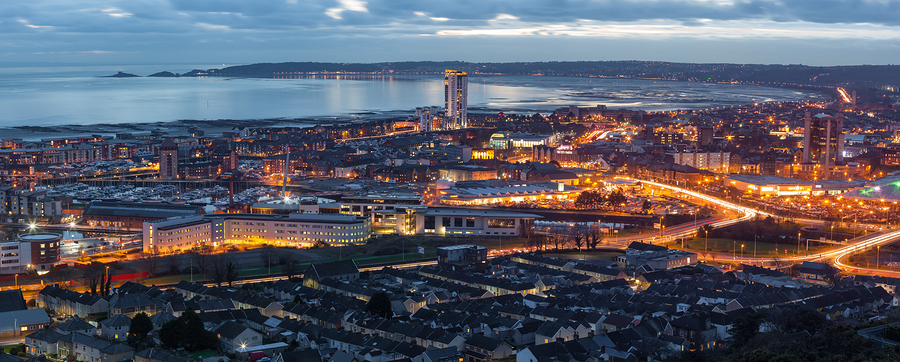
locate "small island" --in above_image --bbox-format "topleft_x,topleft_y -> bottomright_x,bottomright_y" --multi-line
104,71 -> 140,78
148,71 -> 178,77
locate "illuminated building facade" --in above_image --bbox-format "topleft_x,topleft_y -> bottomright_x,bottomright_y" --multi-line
444,70 -> 468,129
143,213 -> 371,253
802,112 -> 844,180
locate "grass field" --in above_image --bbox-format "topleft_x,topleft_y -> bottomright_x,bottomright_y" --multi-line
675,237 -> 830,257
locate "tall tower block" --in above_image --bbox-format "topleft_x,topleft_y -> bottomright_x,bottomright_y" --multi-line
159,138 -> 179,180
444,69 -> 468,129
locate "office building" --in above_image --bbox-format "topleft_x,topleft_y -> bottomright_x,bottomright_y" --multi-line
143,213 -> 371,253
444,70 -> 468,129
0,233 -> 62,274
802,112 -> 844,180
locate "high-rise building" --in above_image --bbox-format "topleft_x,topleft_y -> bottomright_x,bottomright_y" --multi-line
802,112 -> 844,180
159,138 -> 179,180
444,69 -> 468,129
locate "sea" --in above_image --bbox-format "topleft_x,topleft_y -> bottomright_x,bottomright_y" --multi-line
0,63 -> 824,127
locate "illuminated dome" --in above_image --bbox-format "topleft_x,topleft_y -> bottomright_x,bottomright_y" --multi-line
843,174 -> 900,201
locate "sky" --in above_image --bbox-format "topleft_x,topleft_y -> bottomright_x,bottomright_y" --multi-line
2,0 -> 900,67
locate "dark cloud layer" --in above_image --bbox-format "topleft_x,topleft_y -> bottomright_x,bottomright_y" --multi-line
0,0 -> 898,64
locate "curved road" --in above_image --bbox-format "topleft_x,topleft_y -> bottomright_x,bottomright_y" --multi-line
635,178 -> 900,274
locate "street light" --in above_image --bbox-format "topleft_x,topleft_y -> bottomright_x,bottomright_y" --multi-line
741,244 -> 745,260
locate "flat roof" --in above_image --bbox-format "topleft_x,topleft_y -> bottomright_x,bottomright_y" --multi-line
417,207 -> 542,218
19,233 -> 62,241
726,175 -> 805,186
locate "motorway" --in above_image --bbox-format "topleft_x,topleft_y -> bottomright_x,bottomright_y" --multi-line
635,178 -> 900,274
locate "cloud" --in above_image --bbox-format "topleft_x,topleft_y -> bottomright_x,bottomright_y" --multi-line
325,0 -> 369,19
0,0 -> 898,65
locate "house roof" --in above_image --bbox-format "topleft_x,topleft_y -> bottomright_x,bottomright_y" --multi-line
26,328 -> 63,343
102,314 -> 132,328
306,260 -> 360,280
0,290 -> 27,312
213,321 -> 252,340
56,316 -> 95,332
464,335 -> 505,351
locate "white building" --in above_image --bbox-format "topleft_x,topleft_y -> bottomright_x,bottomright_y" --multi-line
444,69 -> 467,129
375,207 -> 541,237
670,151 -> 731,173
0,233 -> 62,275
143,213 -> 371,253
489,132 -> 556,150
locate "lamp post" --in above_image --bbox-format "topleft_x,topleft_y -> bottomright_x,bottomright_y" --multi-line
877,246 -> 880,270
705,229 -> 708,252
797,232 -> 801,255
741,244 -> 745,260
733,241 -> 736,260
15,274 -> 17,288
754,235 -> 757,259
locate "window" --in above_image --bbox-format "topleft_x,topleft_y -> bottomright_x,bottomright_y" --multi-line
488,219 -> 516,228
454,218 -> 463,227
466,218 -> 475,228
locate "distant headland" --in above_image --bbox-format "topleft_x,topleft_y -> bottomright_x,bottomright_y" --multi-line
119,60 -> 900,87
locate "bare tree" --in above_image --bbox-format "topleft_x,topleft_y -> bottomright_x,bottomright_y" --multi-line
188,247 -> 211,274
210,255 -> 228,287
164,255 -> 182,275
280,251 -> 298,279
47,267 -> 78,288
142,247 -> 160,277
260,246 -> 278,273
571,224 -> 587,251
226,259 -> 239,287
82,265 -> 104,296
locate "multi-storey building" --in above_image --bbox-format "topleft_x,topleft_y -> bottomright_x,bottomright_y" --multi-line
0,233 -> 62,274
444,70 -> 468,129
669,151 -> 732,173
158,138 -> 178,180
143,213 -> 371,253
802,112 -> 844,180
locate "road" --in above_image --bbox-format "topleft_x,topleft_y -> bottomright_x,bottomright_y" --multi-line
634,178 -> 900,273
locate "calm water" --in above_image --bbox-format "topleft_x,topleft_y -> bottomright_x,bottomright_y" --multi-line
0,64 -> 822,127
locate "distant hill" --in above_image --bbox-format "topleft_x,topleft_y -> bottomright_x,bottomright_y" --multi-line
104,71 -> 140,78
156,61 -> 900,87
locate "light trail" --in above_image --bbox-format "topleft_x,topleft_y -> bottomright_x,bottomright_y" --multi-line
631,178 -> 900,271
837,87 -> 852,103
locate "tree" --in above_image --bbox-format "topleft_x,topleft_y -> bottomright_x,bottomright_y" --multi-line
821,263 -> 841,285
260,246 -> 278,273
606,188 -> 627,209
102,269 -> 113,296
642,199 -> 652,214
210,255 -> 230,287
571,224 -> 587,251
159,309 -> 218,351
164,255 -> 181,275
283,261 -> 298,280
729,311 -> 766,350
226,259 -> 239,287
142,247 -> 160,276
82,265 -> 104,296
188,247 -> 211,274
764,304 -> 826,335
365,291 -> 392,318
127,312 -> 153,348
